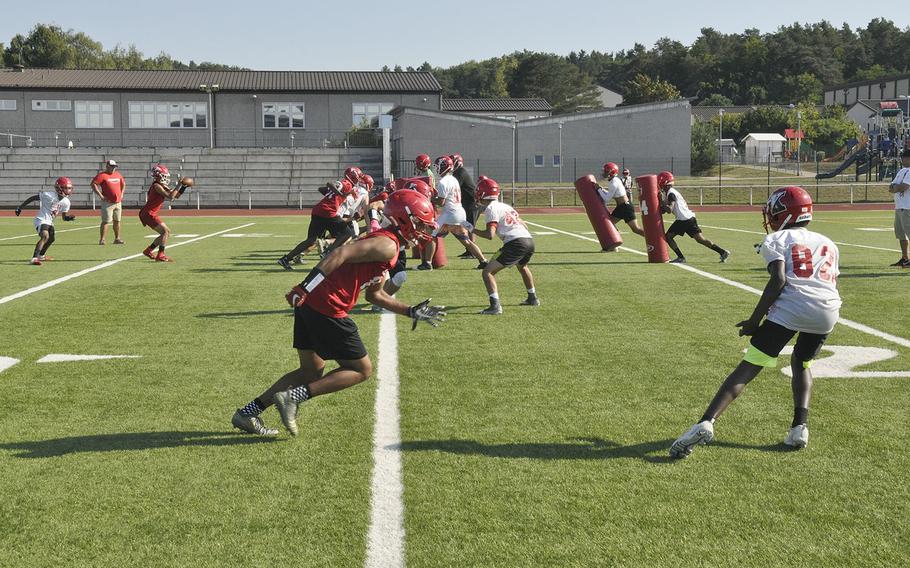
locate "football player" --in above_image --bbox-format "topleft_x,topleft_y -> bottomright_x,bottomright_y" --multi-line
597,162 -> 645,238
418,156 -> 488,271
414,153 -> 435,188
15,176 -> 76,265
657,171 -> 731,263
139,164 -> 191,262
278,177 -> 357,270
472,176 -> 539,314
232,190 -> 446,436
670,186 -> 841,458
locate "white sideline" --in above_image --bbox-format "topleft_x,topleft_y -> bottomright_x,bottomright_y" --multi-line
698,224 -> 899,254
0,223 -> 255,306
0,226 -> 95,241
525,221 -> 910,350
365,311 -> 406,568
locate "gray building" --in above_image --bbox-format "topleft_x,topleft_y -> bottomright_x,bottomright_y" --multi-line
391,99 -> 691,184
824,74 -> 910,106
0,68 -> 441,148
441,98 -> 552,121
595,86 -> 623,108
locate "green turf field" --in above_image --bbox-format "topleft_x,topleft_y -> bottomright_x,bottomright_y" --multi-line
0,210 -> 908,567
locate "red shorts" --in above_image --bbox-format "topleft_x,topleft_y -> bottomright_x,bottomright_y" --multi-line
139,210 -> 162,229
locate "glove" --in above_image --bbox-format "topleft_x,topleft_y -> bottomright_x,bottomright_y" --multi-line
15,207 -> 21,216
62,214 -> 76,222
286,285 -> 307,308
408,298 -> 446,330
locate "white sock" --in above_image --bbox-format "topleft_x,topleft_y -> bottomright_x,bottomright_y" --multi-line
527,287 -> 536,295
489,293 -> 499,302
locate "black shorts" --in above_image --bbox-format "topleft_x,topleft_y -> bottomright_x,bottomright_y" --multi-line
293,304 -> 368,361
36,224 -> 54,236
390,247 -> 407,276
495,237 -> 535,267
611,202 -> 636,223
749,320 -> 828,363
667,218 -> 702,238
307,215 -> 352,240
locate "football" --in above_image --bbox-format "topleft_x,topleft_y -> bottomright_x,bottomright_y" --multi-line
179,177 -> 195,187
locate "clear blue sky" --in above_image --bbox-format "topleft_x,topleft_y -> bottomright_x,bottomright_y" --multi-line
2,0 -> 907,70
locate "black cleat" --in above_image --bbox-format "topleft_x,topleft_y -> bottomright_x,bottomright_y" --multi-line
277,257 -> 293,271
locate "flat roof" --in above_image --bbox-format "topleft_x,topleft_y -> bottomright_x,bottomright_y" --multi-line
442,98 -> 552,112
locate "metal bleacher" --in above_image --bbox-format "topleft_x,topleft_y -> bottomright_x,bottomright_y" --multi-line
0,147 -> 383,209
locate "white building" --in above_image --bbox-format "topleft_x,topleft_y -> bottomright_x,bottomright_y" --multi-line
742,133 -> 787,162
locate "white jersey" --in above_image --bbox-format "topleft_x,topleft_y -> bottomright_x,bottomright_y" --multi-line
597,177 -> 627,204
483,200 -> 532,243
666,187 -> 695,221
34,191 -> 71,227
435,174 -> 462,215
342,186 -> 369,218
891,167 -> 910,209
760,227 -> 841,335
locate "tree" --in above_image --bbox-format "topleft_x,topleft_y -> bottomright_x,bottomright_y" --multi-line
698,94 -> 734,106
691,119 -> 718,174
623,73 -> 681,105
508,53 -> 601,113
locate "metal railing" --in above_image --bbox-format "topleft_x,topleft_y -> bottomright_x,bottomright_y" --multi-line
3,131 -> 34,147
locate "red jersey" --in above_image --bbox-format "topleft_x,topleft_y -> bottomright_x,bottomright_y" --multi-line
305,230 -> 400,318
141,183 -> 166,216
311,192 -> 346,219
92,172 -> 125,203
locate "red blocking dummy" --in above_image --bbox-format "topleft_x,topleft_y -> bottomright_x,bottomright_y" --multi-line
575,175 -> 622,251
635,174 -> 670,263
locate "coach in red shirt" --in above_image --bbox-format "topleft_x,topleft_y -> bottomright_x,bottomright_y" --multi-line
92,159 -> 127,244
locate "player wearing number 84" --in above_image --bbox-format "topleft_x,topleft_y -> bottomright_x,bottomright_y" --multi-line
670,186 -> 841,458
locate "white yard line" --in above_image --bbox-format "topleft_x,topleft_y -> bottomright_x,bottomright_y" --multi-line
0,225 -> 95,241
366,311 -> 406,568
526,220 -> 910,350
699,224 -> 899,254
0,223 -> 255,306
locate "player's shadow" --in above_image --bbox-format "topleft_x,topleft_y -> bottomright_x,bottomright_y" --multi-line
196,308 -> 290,319
836,272 -> 903,279
0,431 -> 280,459
399,437 -> 675,463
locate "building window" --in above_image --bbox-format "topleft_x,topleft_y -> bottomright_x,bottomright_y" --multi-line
553,154 -> 561,167
352,102 -> 394,127
74,101 -> 114,129
262,103 -> 305,128
128,102 -> 207,128
32,100 -> 71,111
534,155 -> 544,167
0,100 -> 16,111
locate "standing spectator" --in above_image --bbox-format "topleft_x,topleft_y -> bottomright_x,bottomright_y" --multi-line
889,149 -> 910,267
91,159 -> 126,245
621,168 -> 634,202
451,153 -> 479,258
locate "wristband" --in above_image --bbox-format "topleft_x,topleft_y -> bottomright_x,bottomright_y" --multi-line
299,268 -> 327,293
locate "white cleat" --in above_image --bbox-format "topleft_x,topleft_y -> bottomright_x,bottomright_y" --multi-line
273,390 -> 300,436
784,424 -> 809,449
669,420 -> 715,459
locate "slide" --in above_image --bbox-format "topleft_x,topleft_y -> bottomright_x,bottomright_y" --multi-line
815,150 -> 865,179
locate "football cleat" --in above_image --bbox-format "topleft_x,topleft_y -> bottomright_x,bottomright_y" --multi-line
719,250 -> 731,263
38,255 -> 53,262
889,258 -> 909,267
143,248 -> 156,260
155,253 -> 172,262
416,262 -> 433,271
784,424 -> 809,449
30,258 -> 42,266
457,251 -> 474,259
520,296 -> 540,306
669,420 -> 714,459
99,239 -> 106,245
114,239 -> 125,245
670,257 -> 687,264
277,257 -> 293,271
316,238 -> 328,256
480,304 -> 503,315
273,390 -> 299,436
231,410 -> 279,436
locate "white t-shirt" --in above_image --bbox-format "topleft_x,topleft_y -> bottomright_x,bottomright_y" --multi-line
597,177 -> 627,204
891,167 -> 910,209
435,174 -> 462,214
483,200 -> 532,243
34,191 -> 71,227
666,187 -> 695,221
760,227 -> 841,335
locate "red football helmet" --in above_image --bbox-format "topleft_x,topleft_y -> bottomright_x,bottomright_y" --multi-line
338,179 -> 355,196
359,173 -> 374,191
54,176 -> 73,196
450,153 -> 464,169
657,171 -> 675,190
151,164 -> 170,184
403,179 -> 435,200
434,155 -> 454,176
344,166 -> 363,186
415,154 -> 432,171
475,176 -> 500,201
603,162 -> 619,178
764,186 -> 813,232
383,189 -> 437,244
